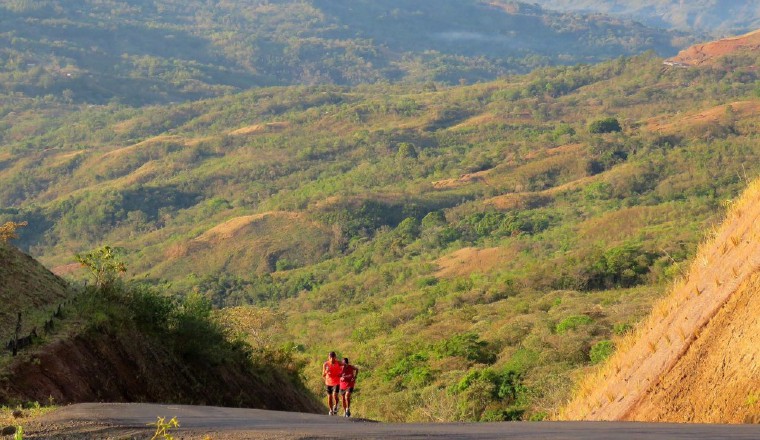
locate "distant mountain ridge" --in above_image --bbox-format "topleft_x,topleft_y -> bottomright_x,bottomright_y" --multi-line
528,0 -> 760,34
0,0 -> 682,105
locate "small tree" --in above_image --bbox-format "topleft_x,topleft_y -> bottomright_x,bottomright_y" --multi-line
0,221 -> 28,243
75,245 -> 127,289
396,142 -> 418,159
589,117 -> 622,134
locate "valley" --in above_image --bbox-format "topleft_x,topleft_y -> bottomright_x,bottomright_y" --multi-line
1,1 -> 759,428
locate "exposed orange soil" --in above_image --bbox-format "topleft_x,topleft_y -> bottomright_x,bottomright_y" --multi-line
562,179 -> 760,422
435,246 -> 516,278
667,29 -> 760,67
228,121 -> 289,136
647,101 -> 760,133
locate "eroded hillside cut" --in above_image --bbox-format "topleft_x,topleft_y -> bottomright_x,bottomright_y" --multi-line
563,179 -> 760,422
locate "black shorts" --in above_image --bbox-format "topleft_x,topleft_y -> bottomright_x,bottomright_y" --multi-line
340,387 -> 354,395
326,385 -> 340,394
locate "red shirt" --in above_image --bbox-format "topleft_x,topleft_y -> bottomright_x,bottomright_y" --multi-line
323,360 -> 342,386
340,364 -> 358,389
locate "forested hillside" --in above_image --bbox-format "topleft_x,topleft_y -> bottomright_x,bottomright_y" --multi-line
1,40 -> 759,420
530,0 -> 760,34
0,0 -> 683,105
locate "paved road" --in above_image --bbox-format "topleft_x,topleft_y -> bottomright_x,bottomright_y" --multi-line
28,403 -> 760,439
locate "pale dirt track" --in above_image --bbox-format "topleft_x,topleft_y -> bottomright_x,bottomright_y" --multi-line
23,403 -> 760,439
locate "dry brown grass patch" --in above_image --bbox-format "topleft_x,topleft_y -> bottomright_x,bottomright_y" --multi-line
228,121 -> 289,136
194,212 -> 304,244
435,246 -> 516,278
646,101 -> 760,134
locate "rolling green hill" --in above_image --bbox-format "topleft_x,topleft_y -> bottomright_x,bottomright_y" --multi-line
0,0 -> 683,105
2,38 -> 760,420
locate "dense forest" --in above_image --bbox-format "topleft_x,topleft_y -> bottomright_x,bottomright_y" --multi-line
0,0 -> 684,105
1,36 -> 759,420
529,0 -> 760,34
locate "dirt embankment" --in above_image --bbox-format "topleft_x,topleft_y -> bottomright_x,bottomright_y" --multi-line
562,179 -> 760,423
630,271 -> 760,423
0,327 -> 322,414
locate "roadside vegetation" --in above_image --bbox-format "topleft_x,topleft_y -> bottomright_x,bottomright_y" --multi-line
0,246 -> 320,412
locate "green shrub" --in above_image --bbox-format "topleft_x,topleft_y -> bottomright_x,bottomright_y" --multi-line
129,286 -> 173,331
434,332 -> 496,364
583,242 -> 658,290
455,368 -> 524,402
613,322 -> 633,336
481,407 -> 525,421
555,315 -> 593,333
383,352 -> 434,389
589,117 -> 622,134
589,340 -> 615,364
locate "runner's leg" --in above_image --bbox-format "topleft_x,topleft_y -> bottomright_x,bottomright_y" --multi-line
332,388 -> 340,414
345,389 -> 352,417
327,386 -> 335,414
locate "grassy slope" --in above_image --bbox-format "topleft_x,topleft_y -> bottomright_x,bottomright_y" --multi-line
563,178 -> 760,422
0,242 -> 69,338
1,49 -> 759,420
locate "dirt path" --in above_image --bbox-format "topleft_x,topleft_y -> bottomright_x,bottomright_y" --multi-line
21,403 -> 760,439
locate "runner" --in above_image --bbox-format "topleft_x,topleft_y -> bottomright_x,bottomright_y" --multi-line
339,357 -> 358,418
322,351 -> 342,415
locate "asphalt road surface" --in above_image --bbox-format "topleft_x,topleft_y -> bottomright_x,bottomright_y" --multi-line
26,403 -> 760,439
